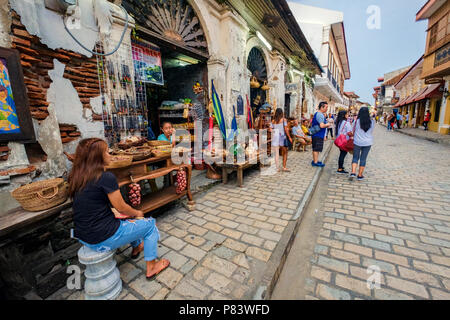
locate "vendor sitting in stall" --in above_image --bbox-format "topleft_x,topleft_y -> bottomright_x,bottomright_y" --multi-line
292,119 -> 312,151
69,138 -> 170,280
157,122 -> 176,147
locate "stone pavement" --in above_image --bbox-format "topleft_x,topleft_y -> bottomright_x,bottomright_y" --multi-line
276,124 -> 450,300
379,122 -> 450,146
48,141 -> 332,300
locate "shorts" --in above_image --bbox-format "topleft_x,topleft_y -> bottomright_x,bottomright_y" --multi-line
312,136 -> 324,152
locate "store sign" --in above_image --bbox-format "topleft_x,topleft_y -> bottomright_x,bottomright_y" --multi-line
434,43 -> 450,68
285,83 -> 298,92
132,41 -> 164,85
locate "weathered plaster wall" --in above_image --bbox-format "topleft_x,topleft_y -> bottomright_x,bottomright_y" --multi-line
9,0 -> 98,57
0,1 -> 134,207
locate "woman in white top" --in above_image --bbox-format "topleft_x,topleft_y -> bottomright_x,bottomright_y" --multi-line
335,110 -> 353,174
270,108 -> 292,172
349,107 -> 375,181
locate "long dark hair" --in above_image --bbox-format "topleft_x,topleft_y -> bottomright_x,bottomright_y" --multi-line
335,110 -> 348,136
358,107 -> 372,132
68,138 -> 108,197
273,108 -> 284,124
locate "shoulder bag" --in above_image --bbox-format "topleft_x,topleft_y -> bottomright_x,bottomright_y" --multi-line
334,119 -> 350,150
343,121 -> 357,153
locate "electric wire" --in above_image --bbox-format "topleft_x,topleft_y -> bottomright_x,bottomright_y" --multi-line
63,4 -> 129,57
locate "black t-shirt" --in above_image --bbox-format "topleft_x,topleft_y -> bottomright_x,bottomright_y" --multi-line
73,172 -> 121,244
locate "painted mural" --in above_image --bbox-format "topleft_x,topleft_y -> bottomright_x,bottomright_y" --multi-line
0,58 -> 20,134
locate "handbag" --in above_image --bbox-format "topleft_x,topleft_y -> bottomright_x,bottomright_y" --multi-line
343,121 -> 357,152
334,119 -> 349,150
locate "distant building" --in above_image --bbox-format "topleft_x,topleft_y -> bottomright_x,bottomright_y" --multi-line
416,0 -> 450,134
376,66 -> 411,115
288,2 -> 350,115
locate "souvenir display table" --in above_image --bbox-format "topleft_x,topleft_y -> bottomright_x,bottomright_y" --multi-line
217,152 -> 261,188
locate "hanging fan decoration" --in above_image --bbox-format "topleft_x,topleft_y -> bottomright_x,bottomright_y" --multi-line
122,0 -> 208,55
247,47 -> 267,81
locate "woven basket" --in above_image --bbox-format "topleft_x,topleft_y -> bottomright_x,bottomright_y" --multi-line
151,148 -> 172,157
148,140 -> 171,147
106,155 -> 133,169
11,178 -> 68,212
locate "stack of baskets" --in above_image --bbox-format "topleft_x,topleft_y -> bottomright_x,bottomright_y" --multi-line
11,178 -> 69,212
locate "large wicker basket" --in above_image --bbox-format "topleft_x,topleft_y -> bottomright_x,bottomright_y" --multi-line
105,155 -> 133,169
11,178 -> 69,212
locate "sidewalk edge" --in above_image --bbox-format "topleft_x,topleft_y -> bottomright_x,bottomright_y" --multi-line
252,141 -> 334,300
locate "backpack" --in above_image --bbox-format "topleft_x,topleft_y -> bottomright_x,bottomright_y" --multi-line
309,113 -> 321,136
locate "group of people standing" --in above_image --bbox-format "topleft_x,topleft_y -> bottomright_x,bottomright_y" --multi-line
310,101 -> 375,181
382,109 -> 431,131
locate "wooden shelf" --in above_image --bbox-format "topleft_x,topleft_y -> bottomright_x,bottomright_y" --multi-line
139,186 -> 187,214
118,165 -> 184,187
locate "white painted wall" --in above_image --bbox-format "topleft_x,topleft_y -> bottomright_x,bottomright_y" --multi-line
10,0 -> 99,57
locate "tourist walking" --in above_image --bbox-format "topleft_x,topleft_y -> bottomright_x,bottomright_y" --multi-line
68,138 -> 170,279
396,112 -> 403,129
424,110 -> 431,131
310,102 -> 332,167
389,113 -> 396,131
405,113 -> 410,127
335,110 -> 353,174
349,107 -> 375,181
270,108 -> 292,172
326,113 -> 335,139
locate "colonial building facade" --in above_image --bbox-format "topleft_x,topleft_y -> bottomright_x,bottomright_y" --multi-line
416,0 -> 450,134
288,3 -> 351,115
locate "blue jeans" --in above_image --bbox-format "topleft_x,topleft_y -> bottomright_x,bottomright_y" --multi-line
79,218 -> 160,261
352,145 -> 371,167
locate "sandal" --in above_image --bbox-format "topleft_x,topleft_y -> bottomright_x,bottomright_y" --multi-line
282,168 -> 291,172
131,243 -> 144,260
146,259 -> 170,280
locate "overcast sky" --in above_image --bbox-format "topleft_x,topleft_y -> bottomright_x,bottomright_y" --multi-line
291,0 -> 428,104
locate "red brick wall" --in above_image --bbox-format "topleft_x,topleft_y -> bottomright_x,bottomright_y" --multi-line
0,144 -> 9,161
10,11 -> 102,145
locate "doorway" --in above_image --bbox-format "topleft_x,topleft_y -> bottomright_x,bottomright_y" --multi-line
284,94 -> 291,117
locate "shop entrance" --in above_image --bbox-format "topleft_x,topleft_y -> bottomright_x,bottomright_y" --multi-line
142,45 -> 209,138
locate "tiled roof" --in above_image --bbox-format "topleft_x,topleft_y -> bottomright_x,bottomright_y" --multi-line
383,70 -> 409,86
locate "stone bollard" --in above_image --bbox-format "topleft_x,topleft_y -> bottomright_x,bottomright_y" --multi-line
77,246 -> 122,300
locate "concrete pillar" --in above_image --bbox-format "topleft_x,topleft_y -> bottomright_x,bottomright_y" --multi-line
438,77 -> 450,134
78,246 -> 122,300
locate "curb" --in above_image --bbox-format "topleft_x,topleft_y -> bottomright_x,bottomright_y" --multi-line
252,141 -> 334,300
378,123 -> 450,147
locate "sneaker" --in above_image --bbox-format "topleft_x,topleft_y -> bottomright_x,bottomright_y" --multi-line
337,170 -> 349,175
349,173 -> 356,181
357,175 -> 365,181
311,162 -> 325,167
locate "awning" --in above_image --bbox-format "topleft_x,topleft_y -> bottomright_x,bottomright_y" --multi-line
394,96 -> 408,108
414,83 -> 442,102
404,91 -> 421,105
411,86 -> 429,103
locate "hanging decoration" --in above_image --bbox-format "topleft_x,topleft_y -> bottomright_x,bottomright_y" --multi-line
96,38 -> 148,147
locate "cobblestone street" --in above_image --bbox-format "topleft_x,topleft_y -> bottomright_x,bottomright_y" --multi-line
48,142 -> 332,300
273,125 -> 450,300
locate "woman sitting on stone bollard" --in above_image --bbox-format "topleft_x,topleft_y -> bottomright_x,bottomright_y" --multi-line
68,138 -> 170,280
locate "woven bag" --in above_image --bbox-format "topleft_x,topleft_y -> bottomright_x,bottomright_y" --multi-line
11,178 -> 68,212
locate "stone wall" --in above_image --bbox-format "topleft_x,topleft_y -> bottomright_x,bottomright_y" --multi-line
0,206 -> 80,299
